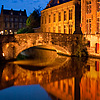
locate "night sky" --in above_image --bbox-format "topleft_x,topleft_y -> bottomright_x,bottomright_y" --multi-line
0,0 -> 50,16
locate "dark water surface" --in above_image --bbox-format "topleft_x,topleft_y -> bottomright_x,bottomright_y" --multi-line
0,55 -> 100,100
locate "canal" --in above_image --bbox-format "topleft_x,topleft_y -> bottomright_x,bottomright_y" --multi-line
0,48 -> 100,100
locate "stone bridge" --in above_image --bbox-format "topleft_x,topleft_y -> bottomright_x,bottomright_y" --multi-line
0,33 -> 84,60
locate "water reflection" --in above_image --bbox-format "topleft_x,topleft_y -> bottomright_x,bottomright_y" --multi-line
0,57 -> 100,100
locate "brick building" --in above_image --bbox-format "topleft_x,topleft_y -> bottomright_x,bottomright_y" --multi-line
41,0 -> 81,34
81,0 -> 100,34
0,5 -> 27,35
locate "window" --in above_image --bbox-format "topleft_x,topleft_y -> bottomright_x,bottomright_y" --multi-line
53,14 -> 55,22
64,25 -> 67,33
15,18 -> 18,22
87,41 -> 90,47
95,43 -> 99,53
86,1 -> 91,14
23,18 -> 26,23
19,12 -> 21,16
10,23 -> 13,28
69,9 -> 72,20
97,18 -> 100,33
5,22 -> 8,28
95,61 -> 99,71
58,12 -> 61,21
68,85 -> 72,95
48,27 -> 50,32
45,16 -> 46,24
42,17 -> 43,24
5,17 -> 9,21
63,82 -> 66,92
58,81 -> 60,89
97,0 -> 100,11
14,23 -> 18,28
53,27 -> 55,33
86,19 -> 91,34
49,15 -> 51,23
10,18 -> 13,21
19,23 -> 22,28
64,11 -> 67,21
69,24 -> 73,34
11,12 -> 13,15
23,23 -> 26,27
20,18 -> 22,22
58,26 -> 61,33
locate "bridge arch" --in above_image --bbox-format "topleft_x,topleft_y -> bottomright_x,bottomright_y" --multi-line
0,33 -> 76,60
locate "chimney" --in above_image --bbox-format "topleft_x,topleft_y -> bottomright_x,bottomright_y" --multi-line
24,9 -> 26,12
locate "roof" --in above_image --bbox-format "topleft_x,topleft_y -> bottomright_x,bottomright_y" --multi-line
2,9 -> 27,16
46,0 -> 72,8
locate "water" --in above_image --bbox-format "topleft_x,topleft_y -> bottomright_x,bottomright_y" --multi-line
0,55 -> 100,100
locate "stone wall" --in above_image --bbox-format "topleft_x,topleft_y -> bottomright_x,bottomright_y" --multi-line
0,33 -> 85,60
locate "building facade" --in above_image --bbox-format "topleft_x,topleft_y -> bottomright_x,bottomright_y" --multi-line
41,0 -> 81,34
81,0 -> 100,34
0,5 -> 27,35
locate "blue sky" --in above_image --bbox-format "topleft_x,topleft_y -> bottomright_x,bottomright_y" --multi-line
0,0 -> 50,16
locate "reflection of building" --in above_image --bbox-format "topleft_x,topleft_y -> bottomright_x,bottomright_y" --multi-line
0,5 -> 27,35
42,78 -> 75,100
41,0 -> 81,34
81,0 -> 100,34
80,58 -> 100,100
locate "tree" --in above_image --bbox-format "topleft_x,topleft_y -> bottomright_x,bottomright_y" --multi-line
26,8 -> 41,28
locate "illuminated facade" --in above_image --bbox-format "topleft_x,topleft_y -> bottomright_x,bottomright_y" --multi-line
41,0 -> 81,34
81,0 -> 100,34
0,5 -> 27,35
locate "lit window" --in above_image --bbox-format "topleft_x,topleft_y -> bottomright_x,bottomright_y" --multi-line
97,18 -> 100,33
11,12 -> 13,15
69,9 -> 72,20
53,14 -> 55,22
49,15 -> 51,23
58,12 -> 61,21
48,27 -> 50,32
97,0 -> 100,12
58,26 -> 61,33
20,12 -> 21,16
45,16 -> 46,24
53,27 -> 55,33
64,11 -> 67,21
69,24 -> 73,34
64,25 -> 67,33
95,43 -> 99,53
86,19 -> 91,34
86,1 -> 91,14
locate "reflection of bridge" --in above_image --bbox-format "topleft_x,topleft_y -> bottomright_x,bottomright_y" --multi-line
0,33 -> 83,60
0,57 -> 87,100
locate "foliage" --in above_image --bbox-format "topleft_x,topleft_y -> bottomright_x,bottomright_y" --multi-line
26,8 -> 41,28
17,27 -> 34,34
73,35 -> 88,57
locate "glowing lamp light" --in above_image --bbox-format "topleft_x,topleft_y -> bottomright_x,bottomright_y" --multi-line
2,53 -> 5,56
